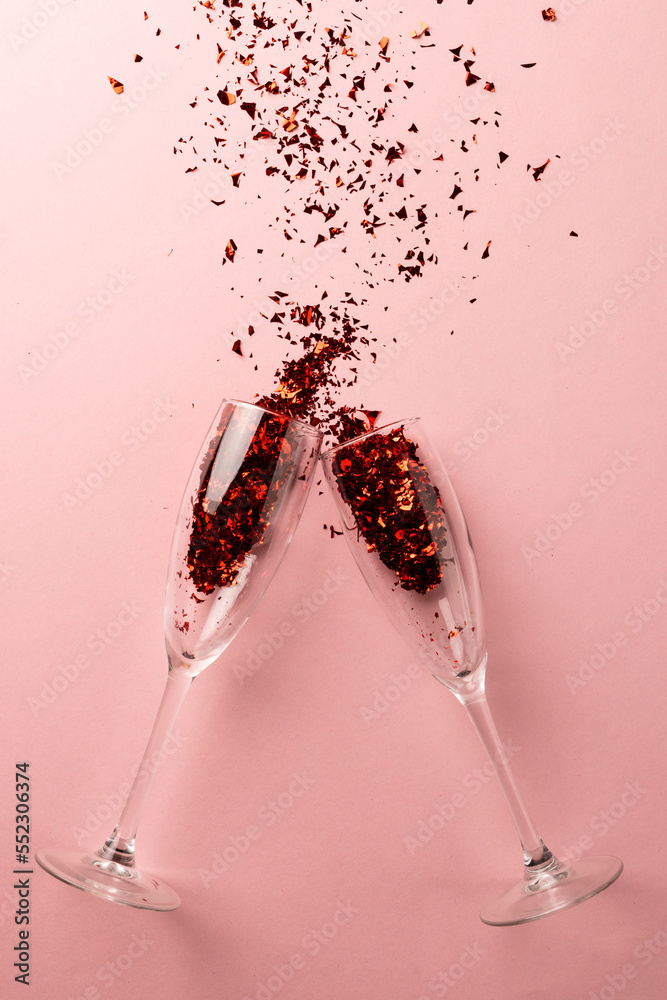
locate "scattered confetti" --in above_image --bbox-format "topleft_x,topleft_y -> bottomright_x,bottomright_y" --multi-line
224,238 -> 237,263
530,158 -> 551,181
126,0 -> 568,605
154,2 -> 507,448
107,76 -> 124,95
410,22 -> 429,39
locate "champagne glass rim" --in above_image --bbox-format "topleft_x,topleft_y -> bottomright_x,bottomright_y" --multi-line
224,398 -> 323,439
320,416 -> 419,460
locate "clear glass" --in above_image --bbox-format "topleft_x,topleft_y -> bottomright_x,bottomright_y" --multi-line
321,418 -> 622,925
37,400 -> 322,910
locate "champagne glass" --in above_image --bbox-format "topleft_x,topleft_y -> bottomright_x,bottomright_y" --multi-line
321,417 -> 622,925
37,400 -> 322,910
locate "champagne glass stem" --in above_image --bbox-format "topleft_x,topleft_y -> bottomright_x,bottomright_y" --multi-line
460,686 -> 552,868
98,666 -> 193,866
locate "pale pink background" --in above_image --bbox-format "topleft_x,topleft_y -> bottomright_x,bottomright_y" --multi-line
2,1 -> 666,998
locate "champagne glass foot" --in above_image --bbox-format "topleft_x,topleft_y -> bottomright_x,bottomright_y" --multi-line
480,854 -> 623,926
36,848 -> 180,911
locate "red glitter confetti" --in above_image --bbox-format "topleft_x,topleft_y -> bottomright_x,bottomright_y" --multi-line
108,76 -> 124,95
224,238 -> 237,263
331,426 -> 448,594
530,158 -> 551,181
187,408 -> 299,593
153,0 -> 505,453
126,0 -> 527,605
542,8 -> 557,21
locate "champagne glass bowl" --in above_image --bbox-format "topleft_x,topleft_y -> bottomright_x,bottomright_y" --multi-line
37,400 -> 322,910
321,416 -> 622,925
